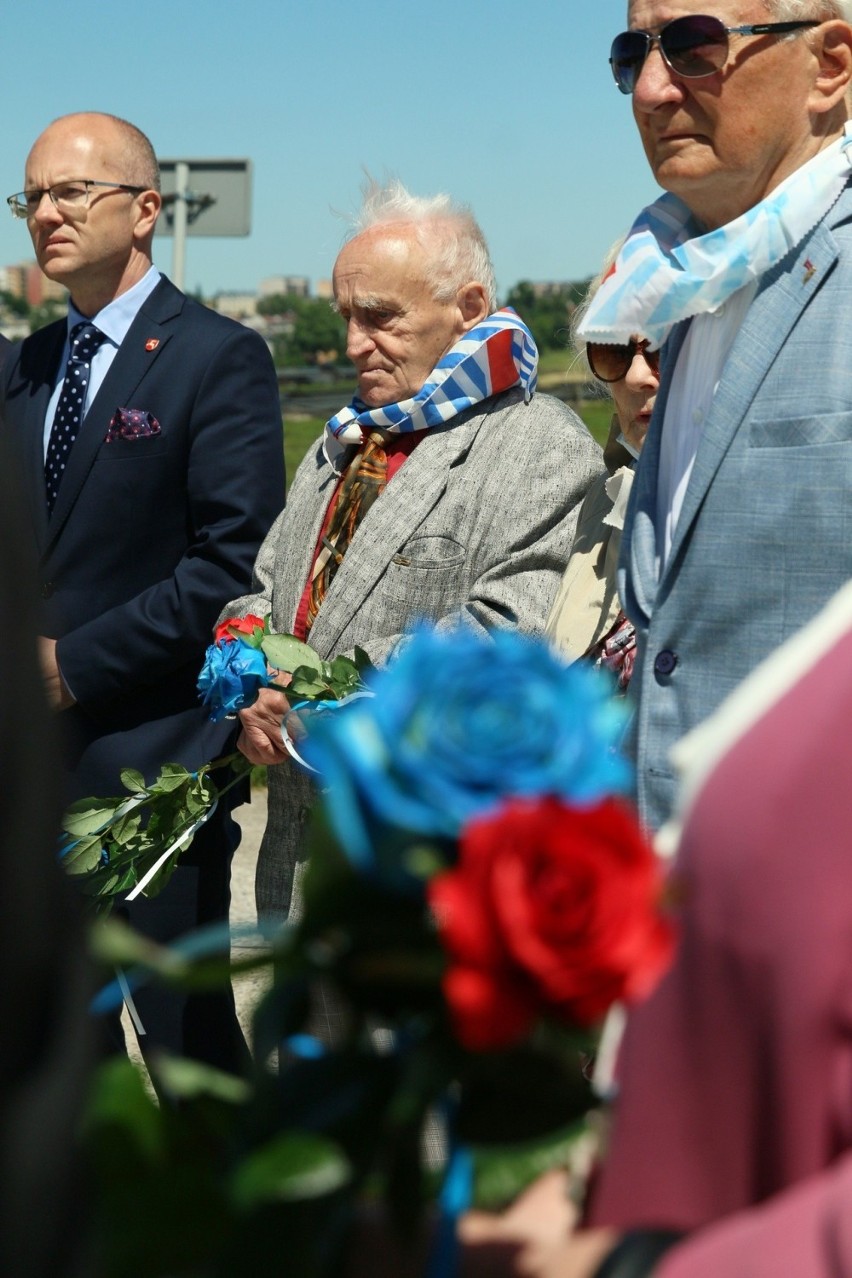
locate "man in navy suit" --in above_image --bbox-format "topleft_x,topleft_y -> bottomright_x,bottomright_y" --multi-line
1,112 -> 284,1070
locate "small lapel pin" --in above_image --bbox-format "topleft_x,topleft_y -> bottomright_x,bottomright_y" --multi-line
145,338 -> 160,352
802,259 -> 816,285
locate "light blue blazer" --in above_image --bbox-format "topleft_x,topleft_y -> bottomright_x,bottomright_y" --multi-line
620,181 -> 852,830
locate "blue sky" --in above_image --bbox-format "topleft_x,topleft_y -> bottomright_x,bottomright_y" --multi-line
2,1 -> 661,299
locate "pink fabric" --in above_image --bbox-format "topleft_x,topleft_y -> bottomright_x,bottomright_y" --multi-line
587,624 -> 852,1273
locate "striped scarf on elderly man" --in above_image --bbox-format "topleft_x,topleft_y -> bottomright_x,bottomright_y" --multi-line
305,309 -> 538,633
321,307 -> 538,472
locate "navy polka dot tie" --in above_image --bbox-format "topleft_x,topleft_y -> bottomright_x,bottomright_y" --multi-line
45,321 -> 106,512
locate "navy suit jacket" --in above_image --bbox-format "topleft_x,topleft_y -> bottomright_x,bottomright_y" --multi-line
0,276 -> 285,801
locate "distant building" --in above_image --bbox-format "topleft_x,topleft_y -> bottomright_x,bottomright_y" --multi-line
259,274 -> 310,299
211,292 -> 258,320
0,260 -> 67,306
529,281 -> 574,299
315,278 -> 334,301
0,263 -> 28,299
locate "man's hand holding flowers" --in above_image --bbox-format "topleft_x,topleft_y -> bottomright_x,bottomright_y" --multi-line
236,685 -> 293,765
199,612 -> 369,765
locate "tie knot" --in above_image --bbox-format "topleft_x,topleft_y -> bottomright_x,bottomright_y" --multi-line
68,322 -> 106,363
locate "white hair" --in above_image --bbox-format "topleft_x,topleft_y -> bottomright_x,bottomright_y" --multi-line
347,177 -> 497,311
766,0 -> 852,21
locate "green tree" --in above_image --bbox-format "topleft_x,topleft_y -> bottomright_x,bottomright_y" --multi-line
504,280 -> 591,354
0,289 -> 29,318
260,294 -> 346,366
29,299 -> 67,333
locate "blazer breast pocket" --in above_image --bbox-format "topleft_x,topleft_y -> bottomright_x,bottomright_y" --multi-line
391,534 -> 466,570
98,432 -> 170,461
749,411 -> 852,449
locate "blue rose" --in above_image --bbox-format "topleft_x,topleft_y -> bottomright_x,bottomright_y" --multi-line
197,639 -> 271,722
302,625 -> 632,877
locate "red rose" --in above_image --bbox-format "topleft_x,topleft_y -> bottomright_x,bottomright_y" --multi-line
427,796 -> 674,1051
214,614 -> 267,645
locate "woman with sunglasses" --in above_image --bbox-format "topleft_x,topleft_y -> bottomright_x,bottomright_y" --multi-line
546,250 -> 659,694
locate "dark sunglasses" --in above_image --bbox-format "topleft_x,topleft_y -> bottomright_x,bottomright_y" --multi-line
587,339 -> 660,384
609,15 -> 819,95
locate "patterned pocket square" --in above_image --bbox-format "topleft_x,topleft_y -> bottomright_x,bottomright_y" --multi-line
105,408 -> 162,443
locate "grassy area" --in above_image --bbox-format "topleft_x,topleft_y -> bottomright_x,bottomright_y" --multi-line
578,398 -> 614,447
283,418 -> 323,486
282,394 -> 612,486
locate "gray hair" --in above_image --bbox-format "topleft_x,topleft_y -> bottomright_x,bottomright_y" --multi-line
765,0 -> 852,20
347,177 -> 497,311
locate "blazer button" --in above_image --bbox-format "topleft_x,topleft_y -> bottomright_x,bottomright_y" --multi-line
41,581 -> 55,599
653,649 -> 678,677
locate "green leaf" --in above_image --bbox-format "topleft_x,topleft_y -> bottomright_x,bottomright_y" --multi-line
261,632 -> 324,675
83,1056 -> 165,1162
352,646 -> 374,676
110,813 -> 142,846
119,768 -> 147,794
149,763 -> 193,793
62,800 -> 125,837
149,1054 -> 251,1105
62,834 -> 107,875
229,1133 -> 351,1210
89,916 -> 176,969
287,667 -> 326,698
472,1121 -> 591,1210
400,842 -> 447,880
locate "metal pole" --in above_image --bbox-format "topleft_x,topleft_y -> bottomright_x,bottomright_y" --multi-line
172,161 -> 189,290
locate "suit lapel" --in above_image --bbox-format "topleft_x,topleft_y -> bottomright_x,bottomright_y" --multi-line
307,410 -> 484,656
44,279 -> 183,552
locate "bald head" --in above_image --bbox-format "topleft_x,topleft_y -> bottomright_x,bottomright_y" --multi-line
24,112 -> 162,315
28,113 -> 160,192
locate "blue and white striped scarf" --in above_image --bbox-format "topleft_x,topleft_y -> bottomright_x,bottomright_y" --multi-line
323,308 -> 538,473
579,122 -> 852,350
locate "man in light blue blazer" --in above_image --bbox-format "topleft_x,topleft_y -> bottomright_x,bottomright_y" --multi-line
599,3 -> 852,831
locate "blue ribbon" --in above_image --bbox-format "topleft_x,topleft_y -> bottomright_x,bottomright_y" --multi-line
425,1111 -> 474,1278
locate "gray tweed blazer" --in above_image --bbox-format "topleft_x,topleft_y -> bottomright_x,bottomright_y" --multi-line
226,388 -> 603,919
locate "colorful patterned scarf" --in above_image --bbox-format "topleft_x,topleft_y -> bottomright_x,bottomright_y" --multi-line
306,430 -> 388,633
323,308 -> 538,473
578,122 -> 852,350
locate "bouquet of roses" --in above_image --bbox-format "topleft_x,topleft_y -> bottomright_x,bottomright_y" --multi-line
197,612 -> 370,722
84,623 -> 674,1278
256,626 -> 672,1266
59,614 -> 369,911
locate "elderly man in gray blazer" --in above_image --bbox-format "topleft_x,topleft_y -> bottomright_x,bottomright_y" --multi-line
577,2 -> 852,834
225,179 -> 603,922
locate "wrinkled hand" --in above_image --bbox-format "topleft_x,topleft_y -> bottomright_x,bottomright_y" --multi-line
237,685 -> 293,765
38,636 -> 75,711
459,1170 -> 616,1278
